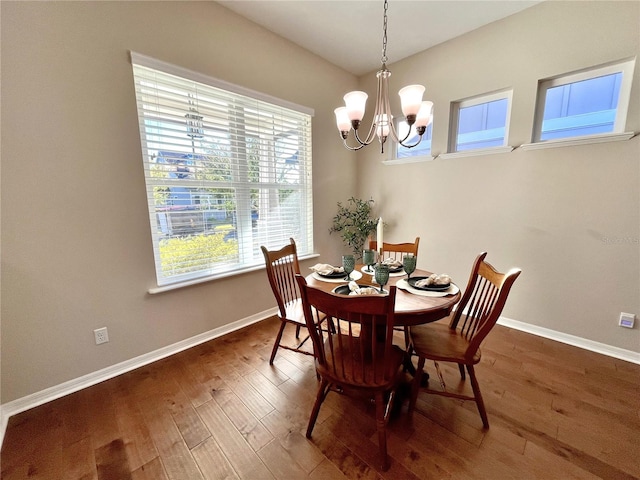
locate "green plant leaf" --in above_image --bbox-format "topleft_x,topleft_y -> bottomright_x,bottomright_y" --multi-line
329,197 -> 378,259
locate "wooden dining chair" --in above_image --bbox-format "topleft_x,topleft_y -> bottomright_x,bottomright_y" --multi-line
369,237 -> 420,261
261,238 -> 321,365
407,252 -> 521,428
295,275 -> 405,471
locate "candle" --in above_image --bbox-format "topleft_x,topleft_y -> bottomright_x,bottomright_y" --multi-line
377,217 -> 383,256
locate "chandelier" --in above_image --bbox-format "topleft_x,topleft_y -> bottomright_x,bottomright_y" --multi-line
334,0 -> 433,153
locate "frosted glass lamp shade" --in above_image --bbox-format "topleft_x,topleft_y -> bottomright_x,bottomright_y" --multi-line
334,107 -> 352,131
375,114 -> 391,138
344,91 -> 368,121
398,85 -> 425,117
416,101 -> 434,127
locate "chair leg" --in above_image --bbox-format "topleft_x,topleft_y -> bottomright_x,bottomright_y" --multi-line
403,326 -> 411,349
295,324 -> 301,339
375,391 -> 390,471
269,320 -> 287,365
458,363 -> 466,380
408,356 -> 426,414
306,378 -> 330,438
328,317 -> 336,334
467,364 -> 489,428
403,334 -> 417,375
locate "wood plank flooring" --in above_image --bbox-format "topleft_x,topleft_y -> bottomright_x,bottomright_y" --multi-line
2,316 -> 639,479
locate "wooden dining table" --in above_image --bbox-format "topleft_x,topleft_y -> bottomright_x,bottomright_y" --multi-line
305,265 -> 461,327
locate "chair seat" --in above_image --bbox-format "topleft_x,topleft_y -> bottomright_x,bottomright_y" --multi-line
410,319 -> 481,365
317,336 -> 405,388
282,299 -> 307,325
283,299 -> 325,326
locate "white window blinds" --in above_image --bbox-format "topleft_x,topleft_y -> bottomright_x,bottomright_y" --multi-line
131,53 -> 314,287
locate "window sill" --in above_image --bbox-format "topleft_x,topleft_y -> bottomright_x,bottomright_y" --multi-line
439,146 -> 514,160
520,132 -> 636,150
382,155 -> 435,166
148,252 -> 320,294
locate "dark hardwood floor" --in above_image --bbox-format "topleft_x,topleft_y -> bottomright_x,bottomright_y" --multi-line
2,316 -> 639,479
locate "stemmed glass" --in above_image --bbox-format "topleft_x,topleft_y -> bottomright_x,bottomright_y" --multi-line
363,249 -> 375,274
374,263 -> 390,294
403,254 -> 417,280
342,255 -> 355,281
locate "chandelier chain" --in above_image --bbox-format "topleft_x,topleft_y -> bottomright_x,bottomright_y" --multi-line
381,0 -> 388,64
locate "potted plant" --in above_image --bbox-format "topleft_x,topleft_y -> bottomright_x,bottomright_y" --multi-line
329,197 -> 379,259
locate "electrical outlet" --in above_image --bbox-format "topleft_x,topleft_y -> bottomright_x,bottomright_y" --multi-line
94,327 -> 109,344
618,312 -> 635,329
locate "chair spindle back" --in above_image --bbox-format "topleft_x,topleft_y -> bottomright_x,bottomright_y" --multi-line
261,239 -> 301,318
369,237 -> 420,262
450,252 -> 521,357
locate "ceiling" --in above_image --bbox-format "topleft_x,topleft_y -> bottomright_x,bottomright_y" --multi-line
217,0 -> 543,76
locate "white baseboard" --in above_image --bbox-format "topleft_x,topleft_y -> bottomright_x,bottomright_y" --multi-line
497,317 -> 640,365
2,311 -> 638,448
0,307 -> 277,447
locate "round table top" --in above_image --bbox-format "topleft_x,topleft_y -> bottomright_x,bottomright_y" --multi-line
304,266 -> 461,326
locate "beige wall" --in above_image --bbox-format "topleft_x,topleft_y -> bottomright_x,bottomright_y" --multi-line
1,0 -> 638,406
356,1 -> 639,351
0,1 -> 356,403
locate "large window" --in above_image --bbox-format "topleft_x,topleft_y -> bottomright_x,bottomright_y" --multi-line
449,90 -> 512,153
532,59 -> 635,143
131,53 -> 314,287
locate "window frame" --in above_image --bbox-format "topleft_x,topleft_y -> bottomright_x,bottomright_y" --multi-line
530,58 -> 636,145
130,52 -> 315,291
447,89 -> 513,155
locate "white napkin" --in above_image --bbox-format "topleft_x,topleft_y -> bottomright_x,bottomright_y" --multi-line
415,273 -> 451,288
348,280 -> 379,296
382,258 -> 403,269
310,263 -> 344,275
397,278 -> 459,297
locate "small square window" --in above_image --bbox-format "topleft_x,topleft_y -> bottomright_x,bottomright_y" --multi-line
449,90 -> 512,153
533,59 -> 635,143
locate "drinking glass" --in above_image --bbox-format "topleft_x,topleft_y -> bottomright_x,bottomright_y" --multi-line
342,255 -> 355,281
363,249 -> 375,274
403,254 -> 417,280
374,264 -> 390,293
